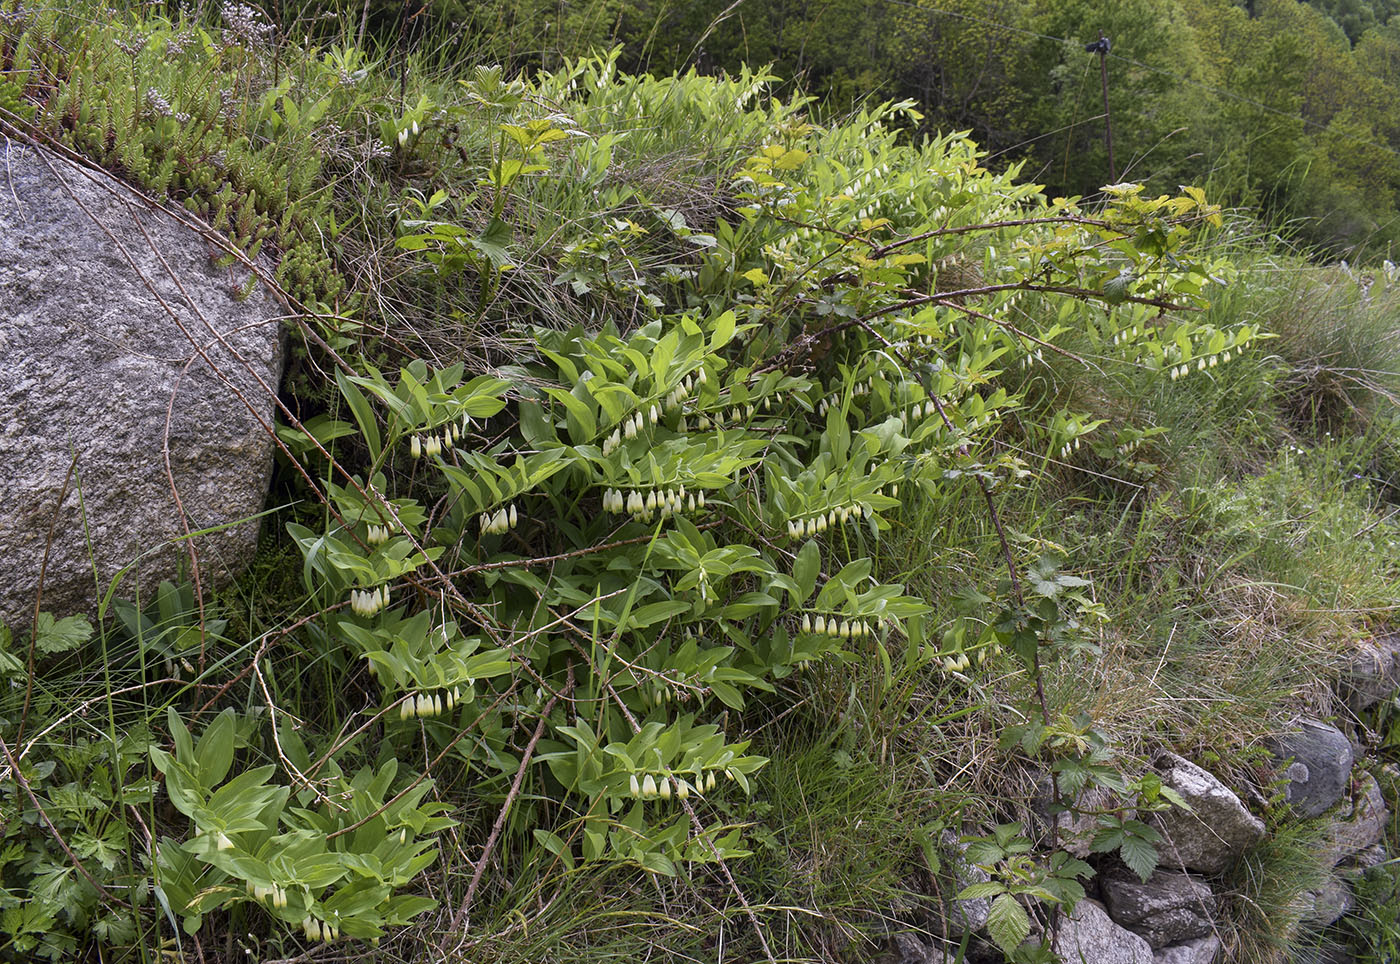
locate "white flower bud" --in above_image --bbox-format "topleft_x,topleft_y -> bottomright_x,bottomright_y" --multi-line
509,504 -> 518,527
216,831 -> 234,851
629,773 -> 640,797
433,694 -> 443,716
697,491 -> 705,507
814,616 -> 826,635
416,693 -> 432,716
400,698 -> 413,720
705,771 -> 717,792
642,774 -> 657,798
645,490 -> 658,512
688,494 -> 697,511
398,128 -> 408,145
677,779 -> 690,800
649,405 -> 659,424
660,776 -> 672,800
410,435 -> 421,458
801,614 -> 812,633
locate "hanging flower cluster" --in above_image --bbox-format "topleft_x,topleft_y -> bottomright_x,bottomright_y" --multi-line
649,685 -> 692,706
817,378 -> 872,416
409,416 -> 469,458
246,881 -> 289,908
799,613 -> 875,639
1167,350 -> 1232,381
939,646 -> 996,673
302,916 -> 339,942
350,585 -> 390,616
787,503 -> 864,538
398,686 -> 463,720
1110,324 -> 1144,346
603,485 -> 704,521
479,503 -> 519,535
626,769 -> 723,801
365,523 -> 392,545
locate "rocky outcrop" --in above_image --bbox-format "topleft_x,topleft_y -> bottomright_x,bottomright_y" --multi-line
1270,721 -> 1354,818
1053,899 -> 1155,964
1340,633 -> 1400,713
877,933 -> 953,964
1153,934 -> 1220,964
1303,875 -> 1355,928
1148,753 -> 1267,873
1325,773 -> 1388,864
0,140 -> 283,626
1101,868 -> 1216,948
932,830 -> 991,937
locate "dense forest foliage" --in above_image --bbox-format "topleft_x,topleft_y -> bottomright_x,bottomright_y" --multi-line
332,0 -> 1400,256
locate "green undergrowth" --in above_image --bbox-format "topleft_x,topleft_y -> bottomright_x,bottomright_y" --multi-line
3,3 -> 1400,963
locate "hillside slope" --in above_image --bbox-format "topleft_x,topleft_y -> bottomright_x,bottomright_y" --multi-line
1,4 -> 1399,962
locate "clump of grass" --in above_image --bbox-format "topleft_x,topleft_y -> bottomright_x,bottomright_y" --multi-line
1221,820 -> 1336,964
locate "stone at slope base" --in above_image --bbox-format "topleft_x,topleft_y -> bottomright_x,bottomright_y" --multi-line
1100,866 -> 1217,948
1052,899 -> 1155,964
1324,773 -> 1388,866
930,830 -> 991,937
1153,934 -> 1221,964
1340,633 -> 1400,713
1147,753 -> 1267,874
1269,720 -> 1354,819
0,141 -> 283,626
1302,873 -> 1355,928
1031,779 -> 1137,859
877,933 -> 953,964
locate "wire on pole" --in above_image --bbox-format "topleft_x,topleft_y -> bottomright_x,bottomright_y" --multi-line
1085,32 -> 1116,182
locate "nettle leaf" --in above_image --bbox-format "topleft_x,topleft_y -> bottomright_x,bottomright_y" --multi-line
986,892 -> 1031,955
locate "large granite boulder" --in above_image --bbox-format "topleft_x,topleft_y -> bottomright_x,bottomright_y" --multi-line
1148,753 -> 1266,874
1269,721 -> 1354,819
1100,867 -> 1216,948
0,141 -> 283,626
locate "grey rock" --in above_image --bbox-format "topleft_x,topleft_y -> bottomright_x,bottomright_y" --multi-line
931,830 -> 991,937
1100,867 -> 1216,948
1153,934 -> 1221,964
1343,844 -> 1389,872
1148,753 -> 1266,874
879,933 -> 952,964
1302,875 -> 1354,927
1270,721 -> 1354,818
0,140 -> 282,626
1035,783 -> 1137,859
1340,634 -> 1400,713
1325,774 -> 1388,865
1052,899 -> 1155,964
